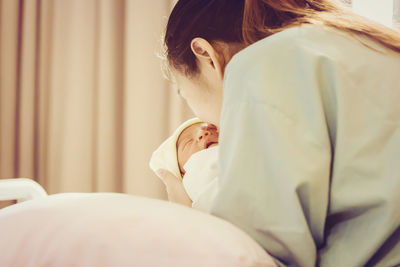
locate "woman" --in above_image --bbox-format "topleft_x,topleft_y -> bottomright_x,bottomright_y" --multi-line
157,0 -> 400,266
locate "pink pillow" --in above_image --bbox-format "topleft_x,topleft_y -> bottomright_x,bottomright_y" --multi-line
0,193 -> 277,267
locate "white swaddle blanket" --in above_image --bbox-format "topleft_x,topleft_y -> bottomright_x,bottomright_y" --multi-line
182,146 -> 219,212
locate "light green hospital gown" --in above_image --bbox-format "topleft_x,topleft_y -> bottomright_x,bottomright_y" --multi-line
211,25 -> 400,267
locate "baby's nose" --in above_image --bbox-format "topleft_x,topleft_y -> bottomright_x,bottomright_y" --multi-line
197,130 -> 210,141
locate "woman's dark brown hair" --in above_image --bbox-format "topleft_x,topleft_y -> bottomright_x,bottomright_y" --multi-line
164,0 -> 245,76
164,0 -> 400,76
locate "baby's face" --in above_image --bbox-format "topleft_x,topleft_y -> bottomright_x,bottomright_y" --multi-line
177,122 -> 219,176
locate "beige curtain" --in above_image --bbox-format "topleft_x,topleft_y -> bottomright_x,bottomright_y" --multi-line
0,0 -> 193,203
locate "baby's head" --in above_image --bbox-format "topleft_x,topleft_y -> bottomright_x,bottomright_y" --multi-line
149,118 -> 219,180
177,122 -> 218,176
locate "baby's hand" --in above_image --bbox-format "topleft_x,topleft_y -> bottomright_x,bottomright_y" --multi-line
156,169 -> 192,207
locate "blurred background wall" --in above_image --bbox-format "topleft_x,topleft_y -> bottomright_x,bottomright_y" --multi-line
0,0 -> 192,203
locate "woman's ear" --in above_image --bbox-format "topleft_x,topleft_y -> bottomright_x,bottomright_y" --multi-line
190,38 -> 225,79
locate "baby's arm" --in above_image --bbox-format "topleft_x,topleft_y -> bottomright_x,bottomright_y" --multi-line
156,169 -> 192,207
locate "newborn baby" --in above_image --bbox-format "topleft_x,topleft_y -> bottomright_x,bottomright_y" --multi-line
149,118 -> 219,212
176,121 -> 218,175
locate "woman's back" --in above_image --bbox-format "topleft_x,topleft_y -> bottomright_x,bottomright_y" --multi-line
215,24 -> 400,266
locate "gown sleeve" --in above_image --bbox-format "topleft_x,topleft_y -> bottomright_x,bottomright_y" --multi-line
211,33 -> 335,267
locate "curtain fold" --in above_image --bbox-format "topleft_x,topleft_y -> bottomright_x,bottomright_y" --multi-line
0,0 -> 193,200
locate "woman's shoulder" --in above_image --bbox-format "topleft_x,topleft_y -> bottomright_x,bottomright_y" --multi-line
223,23 -> 400,108
229,25 -> 341,67
225,24 -> 399,81
224,25 -> 330,82
225,25 -> 327,79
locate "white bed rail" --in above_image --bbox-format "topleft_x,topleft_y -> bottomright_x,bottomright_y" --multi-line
0,178 -> 47,203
